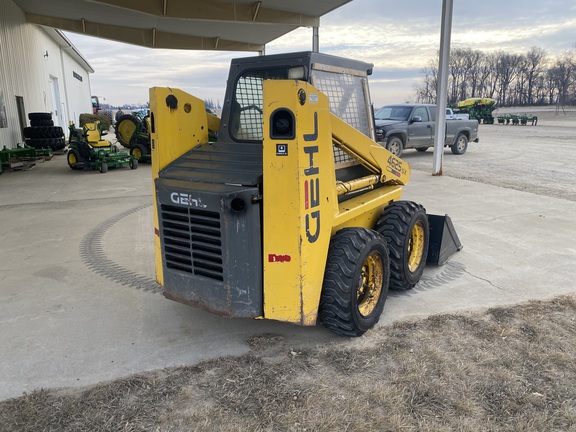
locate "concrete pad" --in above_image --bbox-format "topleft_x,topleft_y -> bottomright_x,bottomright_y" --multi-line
1,115 -> 575,400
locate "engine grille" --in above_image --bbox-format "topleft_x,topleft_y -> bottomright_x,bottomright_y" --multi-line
160,204 -> 223,281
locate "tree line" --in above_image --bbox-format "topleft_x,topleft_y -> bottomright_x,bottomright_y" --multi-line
415,46 -> 576,107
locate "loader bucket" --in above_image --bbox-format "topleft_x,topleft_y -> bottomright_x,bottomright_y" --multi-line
426,214 -> 463,265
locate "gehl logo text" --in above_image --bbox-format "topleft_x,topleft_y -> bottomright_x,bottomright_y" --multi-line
303,112 -> 320,243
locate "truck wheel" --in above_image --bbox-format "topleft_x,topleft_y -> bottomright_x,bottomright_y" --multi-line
451,133 -> 468,155
319,228 -> 390,337
386,136 -> 403,157
376,201 -> 429,291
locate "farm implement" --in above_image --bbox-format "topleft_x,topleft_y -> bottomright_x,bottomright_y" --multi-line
496,114 -> 538,125
453,98 -> 497,124
0,144 -> 52,173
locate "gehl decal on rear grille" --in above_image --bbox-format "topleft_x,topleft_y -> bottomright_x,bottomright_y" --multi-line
170,192 -> 208,208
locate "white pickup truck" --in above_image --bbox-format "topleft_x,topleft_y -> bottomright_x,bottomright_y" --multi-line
446,108 -> 469,120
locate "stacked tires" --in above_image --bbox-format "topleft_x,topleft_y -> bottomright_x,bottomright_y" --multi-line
24,113 -> 66,151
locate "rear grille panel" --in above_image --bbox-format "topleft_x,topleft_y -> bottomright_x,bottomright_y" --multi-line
161,204 -> 224,281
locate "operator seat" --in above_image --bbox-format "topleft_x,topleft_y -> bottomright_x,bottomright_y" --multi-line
83,122 -> 112,148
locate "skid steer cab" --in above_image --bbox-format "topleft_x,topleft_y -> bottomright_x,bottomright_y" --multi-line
67,121 -> 138,173
150,51 -> 461,337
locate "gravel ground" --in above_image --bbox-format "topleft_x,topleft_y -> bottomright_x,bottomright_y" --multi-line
401,108 -> 576,202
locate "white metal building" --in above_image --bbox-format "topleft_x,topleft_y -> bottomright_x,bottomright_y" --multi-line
0,0 -> 93,149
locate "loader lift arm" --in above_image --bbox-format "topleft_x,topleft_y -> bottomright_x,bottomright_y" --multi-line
329,113 -> 410,195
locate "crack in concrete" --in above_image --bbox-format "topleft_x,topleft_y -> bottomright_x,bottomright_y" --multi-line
463,210 -> 551,223
461,269 -> 529,300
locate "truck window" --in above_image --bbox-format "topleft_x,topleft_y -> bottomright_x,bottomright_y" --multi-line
374,106 -> 412,121
413,106 -> 429,122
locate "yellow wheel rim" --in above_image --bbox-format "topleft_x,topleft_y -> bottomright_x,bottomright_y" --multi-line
132,147 -> 142,159
68,152 -> 77,165
118,121 -> 136,142
357,252 -> 384,317
408,221 -> 425,272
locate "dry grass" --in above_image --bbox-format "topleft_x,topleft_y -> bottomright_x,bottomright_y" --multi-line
1,296 -> 576,432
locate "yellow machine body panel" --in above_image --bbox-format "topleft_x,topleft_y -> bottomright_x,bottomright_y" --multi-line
149,87 -> 212,286
261,80 -> 408,325
333,185 -> 403,231
262,80 -> 337,325
457,97 -> 495,107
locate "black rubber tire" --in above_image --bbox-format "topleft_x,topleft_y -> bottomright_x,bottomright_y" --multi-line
28,137 -> 65,150
67,149 -> 81,170
30,119 -> 54,127
23,126 -> 64,139
130,158 -> 139,170
451,133 -> 468,155
23,127 -> 39,139
28,112 -> 52,121
415,147 -> 428,152
376,201 -> 429,291
386,136 -> 403,157
50,137 -> 66,151
319,228 -> 390,337
115,114 -> 141,147
50,126 -> 64,138
99,162 -> 108,173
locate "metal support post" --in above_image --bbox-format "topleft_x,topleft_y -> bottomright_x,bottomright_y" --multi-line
312,27 -> 319,53
432,0 -> 453,176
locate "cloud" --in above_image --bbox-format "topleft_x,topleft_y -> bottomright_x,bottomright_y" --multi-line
65,0 -> 576,106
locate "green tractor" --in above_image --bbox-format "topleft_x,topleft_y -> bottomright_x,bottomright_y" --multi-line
114,112 -> 151,163
67,121 -> 138,173
114,109 -> 219,162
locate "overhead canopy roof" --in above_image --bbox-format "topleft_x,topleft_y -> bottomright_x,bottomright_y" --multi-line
14,0 -> 352,52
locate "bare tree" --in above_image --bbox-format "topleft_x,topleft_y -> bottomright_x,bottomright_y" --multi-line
413,46 -> 575,107
550,50 -> 576,105
416,57 -> 439,103
525,47 -> 547,105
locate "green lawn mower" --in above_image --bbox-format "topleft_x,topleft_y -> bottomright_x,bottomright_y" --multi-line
67,121 -> 138,173
114,113 -> 151,163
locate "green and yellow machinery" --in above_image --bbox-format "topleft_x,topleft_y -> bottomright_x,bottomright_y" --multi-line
150,52 -> 461,336
67,121 -> 138,173
454,97 -> 497,124
115,112 -> 152,162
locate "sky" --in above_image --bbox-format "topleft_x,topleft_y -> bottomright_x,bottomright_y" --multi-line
64,0 -> 576,108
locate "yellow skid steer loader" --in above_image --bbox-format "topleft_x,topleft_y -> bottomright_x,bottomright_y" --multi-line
150,52 -> 461,336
